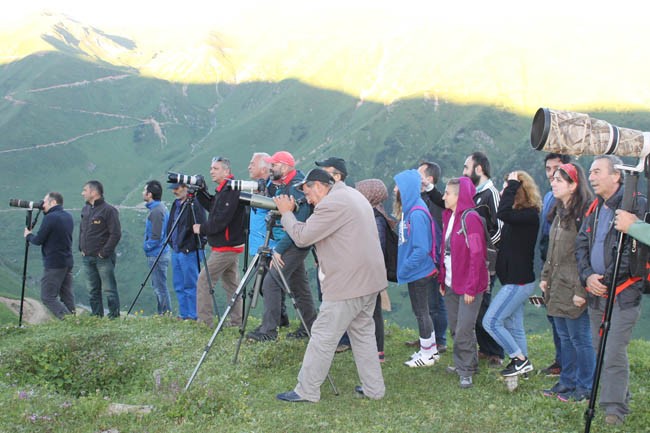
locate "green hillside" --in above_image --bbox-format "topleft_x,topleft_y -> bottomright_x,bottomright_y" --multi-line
1,51 -> 650,337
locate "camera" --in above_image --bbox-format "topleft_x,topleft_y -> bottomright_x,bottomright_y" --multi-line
167,172 -> 206,188
239,192 -> 308,211
239,192 -> 278,211
228,179 -> 265,192
9,198 -> 44,210
530,107 -> 650,158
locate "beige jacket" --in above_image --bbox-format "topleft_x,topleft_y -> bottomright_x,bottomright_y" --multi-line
281,182 -> 387,301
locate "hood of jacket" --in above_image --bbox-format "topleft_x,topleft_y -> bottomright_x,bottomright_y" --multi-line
455,176 -> 477,215
394,169 -> 422,213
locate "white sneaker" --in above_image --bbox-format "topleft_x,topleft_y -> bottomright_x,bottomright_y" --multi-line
404,352 -> 439,368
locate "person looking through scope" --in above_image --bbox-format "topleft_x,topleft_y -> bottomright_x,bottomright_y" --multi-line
246,151 -> 316,342
167,182 -> 206,321
273,168 -> 386,403
192,156 -> 246,328
24,192 -> 76,319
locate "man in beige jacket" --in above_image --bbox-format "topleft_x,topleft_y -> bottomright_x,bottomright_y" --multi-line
273,168 -> 387,402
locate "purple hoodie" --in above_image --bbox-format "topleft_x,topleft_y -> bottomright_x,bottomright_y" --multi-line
439,177 -> 489,296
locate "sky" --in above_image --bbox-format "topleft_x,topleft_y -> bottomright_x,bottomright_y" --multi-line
3,1 -> 648,112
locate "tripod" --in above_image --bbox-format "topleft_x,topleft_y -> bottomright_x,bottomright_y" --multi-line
126,187 -> 219,318
185,213 -> 338,395
584,164 -> 644,432
18,208 -> 41,327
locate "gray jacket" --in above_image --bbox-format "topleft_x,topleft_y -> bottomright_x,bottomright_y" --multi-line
281,182 -> 387,301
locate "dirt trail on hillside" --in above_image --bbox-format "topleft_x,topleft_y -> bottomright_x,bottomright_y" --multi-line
0,296 -> 52,324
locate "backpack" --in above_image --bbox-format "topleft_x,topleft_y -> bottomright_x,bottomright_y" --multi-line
382,215 -> 399,283
460,209 -> 497,276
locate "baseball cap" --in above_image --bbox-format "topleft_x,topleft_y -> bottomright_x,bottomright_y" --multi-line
264,151 -> 295,167
315,156 -> 347,177
296,168 -> 335,191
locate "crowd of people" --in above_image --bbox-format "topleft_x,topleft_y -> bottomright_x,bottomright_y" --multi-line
22,149 -> 648,426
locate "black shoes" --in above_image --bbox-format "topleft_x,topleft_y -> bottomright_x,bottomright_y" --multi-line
500,356 -> 533,377
246,327 -> 277,342
287,327 -> 309,340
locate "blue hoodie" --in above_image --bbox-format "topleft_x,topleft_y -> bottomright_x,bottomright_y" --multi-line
394,169 -> 437,284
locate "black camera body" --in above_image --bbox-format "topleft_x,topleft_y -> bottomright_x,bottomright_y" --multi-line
9,198 -> 44,210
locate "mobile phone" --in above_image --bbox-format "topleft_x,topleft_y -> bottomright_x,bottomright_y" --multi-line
528,295 -> 545,307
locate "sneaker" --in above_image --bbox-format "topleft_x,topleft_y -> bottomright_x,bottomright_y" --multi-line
459,376 -> 473,389
437,345 -> 447,354
604,414 -> 623,425
542,382 -> 574,397
354,385 -> 366,398
276,390 -> 309,403
541,360 -> 561,377
378,352 -> 385,363
500,357 -> 533,377
478,351 -> 489,360
246,328 -> 277,342
279,313 -> 290,328
487,356 -> 503,368
446,366 -> 458,375
287,327 -> 309,340
404,352 -> 439,368
558,388 -> 590,403
335,344 -> 351,353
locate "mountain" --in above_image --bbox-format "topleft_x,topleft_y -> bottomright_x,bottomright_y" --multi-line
1,11 -> 650,336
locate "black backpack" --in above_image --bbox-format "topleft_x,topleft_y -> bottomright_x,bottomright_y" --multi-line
374,209 -> 399,282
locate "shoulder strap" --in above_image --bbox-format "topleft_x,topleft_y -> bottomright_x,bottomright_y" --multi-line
461,208 -> 492,247
408,205 -> 438,264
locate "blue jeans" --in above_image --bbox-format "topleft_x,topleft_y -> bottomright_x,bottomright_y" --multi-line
83,254 -> 120,318
172,251 -> 201,320
428,278 -> 447,346
553,311 -> 595,392
482,282 -> 535,358
148,251 -> 171,315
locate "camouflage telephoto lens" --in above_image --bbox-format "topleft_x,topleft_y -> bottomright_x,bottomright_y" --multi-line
531,107 -> 649,158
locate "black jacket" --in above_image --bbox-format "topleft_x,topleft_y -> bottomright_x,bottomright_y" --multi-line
575,186 -> 645,310
474,179 -> 503,247
166,197 -> 207,253
495,180 -> 539,285
197,177 -> 245,248
79,198 -> 121,257
26,205 -> 74,269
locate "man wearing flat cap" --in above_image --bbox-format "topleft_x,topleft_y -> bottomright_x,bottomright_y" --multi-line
315,156 -> 348,184
274,168 -> 386,402
247,150 -> 317,341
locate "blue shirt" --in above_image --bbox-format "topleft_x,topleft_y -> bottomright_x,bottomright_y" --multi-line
590,205 -> 614,275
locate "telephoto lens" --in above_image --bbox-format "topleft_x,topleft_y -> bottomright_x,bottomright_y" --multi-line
9,199 -> 44,210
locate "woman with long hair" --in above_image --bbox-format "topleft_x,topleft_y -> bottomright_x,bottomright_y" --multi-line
394,169 -> 440,368
482,170 -> 541,378
540,162 -> 595,402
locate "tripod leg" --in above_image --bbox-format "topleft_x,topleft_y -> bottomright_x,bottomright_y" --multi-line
271,255 -> 338,396
233,256 -> 266,363
185,253 -> 261,391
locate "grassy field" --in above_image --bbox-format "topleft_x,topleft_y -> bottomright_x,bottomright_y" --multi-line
1,315 -> 648,433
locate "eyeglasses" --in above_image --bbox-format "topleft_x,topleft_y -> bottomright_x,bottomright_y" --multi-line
212,156 -> 224,163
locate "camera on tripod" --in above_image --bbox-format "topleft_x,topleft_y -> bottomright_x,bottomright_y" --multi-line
167,172 -> 206,188
9,198 -> 44,210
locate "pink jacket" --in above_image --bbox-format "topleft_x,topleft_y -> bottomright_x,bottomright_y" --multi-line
439,177 -> 489,296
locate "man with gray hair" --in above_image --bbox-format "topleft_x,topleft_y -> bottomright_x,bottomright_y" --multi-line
576,155 -> 645,425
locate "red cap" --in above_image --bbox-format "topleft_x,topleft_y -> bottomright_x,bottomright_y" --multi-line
264,151 -> 295,167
